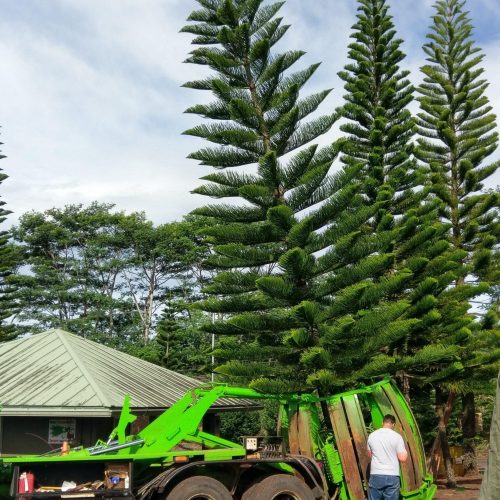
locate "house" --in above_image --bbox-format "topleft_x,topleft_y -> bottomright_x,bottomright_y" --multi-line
0,329 -> 250,455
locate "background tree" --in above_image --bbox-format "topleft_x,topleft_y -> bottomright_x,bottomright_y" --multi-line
0,135 -> 19,342
10,204 -> 210,352
150,216 -> 214,373
11,203 -> 137,343
156,303 -> 212,378
416,0 -> 500,479
118,216 -> 210,345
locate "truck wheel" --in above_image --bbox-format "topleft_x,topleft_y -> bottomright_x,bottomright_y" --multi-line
250,474 -> 315,499
166,475 -> 232,500
241,481 -> 260,500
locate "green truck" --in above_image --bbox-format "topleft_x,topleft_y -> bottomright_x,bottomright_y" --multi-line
2,378 -> 435,499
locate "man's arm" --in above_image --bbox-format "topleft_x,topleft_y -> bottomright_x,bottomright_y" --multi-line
396,435 -> 408,462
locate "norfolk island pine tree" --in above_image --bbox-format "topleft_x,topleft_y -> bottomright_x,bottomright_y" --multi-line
416,0 -> 500,479
0,134 -> 20,343
304,0 -> 465,395
328,8 -> 497,485
181,0 -> 396,393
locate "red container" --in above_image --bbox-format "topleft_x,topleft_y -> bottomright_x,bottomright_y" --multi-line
18,472 -> 35,493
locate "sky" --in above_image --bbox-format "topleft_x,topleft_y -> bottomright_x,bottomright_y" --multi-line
0,0 -> 498,226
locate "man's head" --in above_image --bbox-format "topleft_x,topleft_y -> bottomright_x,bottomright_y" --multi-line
382,414 -> 396,428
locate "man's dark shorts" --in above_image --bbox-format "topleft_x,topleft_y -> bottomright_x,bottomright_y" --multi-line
368,474 -> 400,500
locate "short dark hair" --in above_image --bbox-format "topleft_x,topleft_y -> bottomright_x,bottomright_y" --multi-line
383,414 -> 396,425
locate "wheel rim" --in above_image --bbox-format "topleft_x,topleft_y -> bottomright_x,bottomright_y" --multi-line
271,493 -> 302,500
187,495 -> 218,500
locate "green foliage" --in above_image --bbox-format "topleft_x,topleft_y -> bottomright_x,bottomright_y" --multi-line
416,0 -> 499,274
219,410 -> 261,443
0,462 -> 11,483
11,203 -> 135,343
125,340 -> 163,365
415,1 -> 499,452
0,462 -> 12,497
183,0 -> 370,391
182,0 -> 494,395
195,1 -> 424,394
410,387 -> 440,449
0,137 -> 20,342
10,204 -> 209,351
307,0 -> 462,391
219,399 -> 279,443
156,305 -> 212,379
337,0 -> 417,215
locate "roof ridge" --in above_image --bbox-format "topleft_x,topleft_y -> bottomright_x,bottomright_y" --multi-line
56,330 -> 111,407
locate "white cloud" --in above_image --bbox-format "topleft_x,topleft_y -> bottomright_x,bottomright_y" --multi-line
0,0 -> 498,228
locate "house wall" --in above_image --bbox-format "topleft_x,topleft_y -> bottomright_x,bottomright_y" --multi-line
0,416 -> 112,455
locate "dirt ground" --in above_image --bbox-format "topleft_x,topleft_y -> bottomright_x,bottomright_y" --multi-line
433,448 -> 487,499
434,476 -> 482,499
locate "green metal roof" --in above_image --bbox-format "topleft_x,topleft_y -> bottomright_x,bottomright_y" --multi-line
0,329 -> 251,417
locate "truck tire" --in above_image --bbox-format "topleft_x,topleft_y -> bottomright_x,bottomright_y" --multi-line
165,475 -> 232,500
241,481 -> 259,500
250,474 -> 315,499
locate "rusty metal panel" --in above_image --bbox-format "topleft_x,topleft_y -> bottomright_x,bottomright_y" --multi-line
343,395 -> 370,486
371,387 -> 417,491
328,399 -> 366,500
381,385 -> 423,488
288,406 -> 300,455
278,404 -> 291,454
297,406 -> 314,457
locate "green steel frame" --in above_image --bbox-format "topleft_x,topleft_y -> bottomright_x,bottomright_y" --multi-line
2,379 -> 436,499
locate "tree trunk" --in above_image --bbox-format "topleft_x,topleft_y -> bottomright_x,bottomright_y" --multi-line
438,411 -> 457,488
143,269 -> 156,344
427,390 -> 455,472
461,391 -> 478,476
396,370 -> 411,404
435,388 -> 457,488
164,334 -> 170,368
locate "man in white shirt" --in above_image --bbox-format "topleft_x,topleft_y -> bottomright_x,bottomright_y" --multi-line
367,414 -> 408,500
